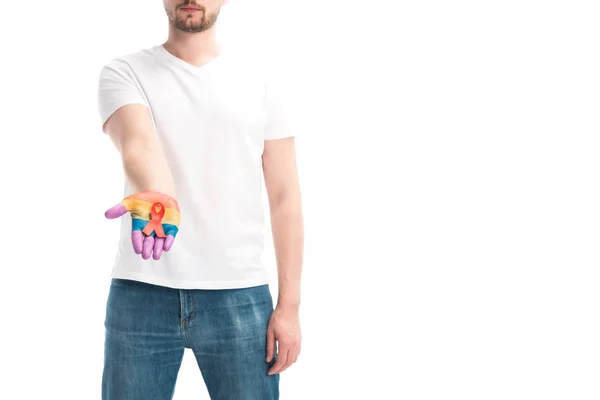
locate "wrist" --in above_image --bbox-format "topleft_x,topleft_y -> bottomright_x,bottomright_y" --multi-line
276,297 -> 300,311
134,189 -> 177,200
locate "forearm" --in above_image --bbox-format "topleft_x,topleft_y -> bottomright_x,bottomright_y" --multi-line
270,197 -> 304,309
121,140 -> 176,198
104,104 -> 176,198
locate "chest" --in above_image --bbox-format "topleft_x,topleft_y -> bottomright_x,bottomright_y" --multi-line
143,71 -> 267,140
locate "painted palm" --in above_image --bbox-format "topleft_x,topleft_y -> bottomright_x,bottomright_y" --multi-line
105,191 -> 180,260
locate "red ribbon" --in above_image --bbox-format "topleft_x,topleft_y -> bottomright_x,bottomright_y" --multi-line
142,202 -> 166,238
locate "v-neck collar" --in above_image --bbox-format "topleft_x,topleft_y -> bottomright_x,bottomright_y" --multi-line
155,44 -> 226,75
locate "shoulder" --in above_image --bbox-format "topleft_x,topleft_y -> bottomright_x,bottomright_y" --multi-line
98,46 -> 159,77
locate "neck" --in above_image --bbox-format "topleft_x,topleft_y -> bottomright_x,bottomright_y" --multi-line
163,24 -> 223,67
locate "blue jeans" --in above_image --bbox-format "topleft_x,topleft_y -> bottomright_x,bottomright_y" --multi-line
102,278 -> 279,399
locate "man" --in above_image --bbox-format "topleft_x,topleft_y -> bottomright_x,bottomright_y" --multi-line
96,1 -> 303,399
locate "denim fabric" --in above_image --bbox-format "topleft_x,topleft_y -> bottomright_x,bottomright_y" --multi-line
102,278 -> 279,400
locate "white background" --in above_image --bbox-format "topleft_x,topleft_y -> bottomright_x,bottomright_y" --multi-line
0,0 -> 598,399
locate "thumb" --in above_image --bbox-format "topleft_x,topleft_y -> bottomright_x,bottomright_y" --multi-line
104,203 -> 128,219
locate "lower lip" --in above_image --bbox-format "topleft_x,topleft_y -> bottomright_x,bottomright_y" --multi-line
181,8 -> 201,13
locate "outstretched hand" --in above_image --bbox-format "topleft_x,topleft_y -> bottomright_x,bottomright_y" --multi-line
105,191 -> 180,260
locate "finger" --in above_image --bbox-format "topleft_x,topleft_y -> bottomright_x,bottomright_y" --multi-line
163,224 -> 178,252
153,237 -> 165,260
279,349 -> 296,374
268,347 -> 290,375
131,231 -> 144,254
290,347 -> 299,364
104,204 -> 127,219
141,235 -> 155,260
266,327 -> 276,362
286,347 -> 298,366
163,234 -> 176,252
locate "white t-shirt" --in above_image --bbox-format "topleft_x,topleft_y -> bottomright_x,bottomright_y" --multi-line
97,44 -> 296,289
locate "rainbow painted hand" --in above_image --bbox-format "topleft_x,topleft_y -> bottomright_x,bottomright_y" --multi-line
104,191 -> 180,260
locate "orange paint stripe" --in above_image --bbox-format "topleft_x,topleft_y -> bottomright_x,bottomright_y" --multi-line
123,191 -> 180,212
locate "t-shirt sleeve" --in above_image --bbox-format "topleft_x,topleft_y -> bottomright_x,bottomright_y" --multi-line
97,59 -> 149,133
263,72 -> 300,140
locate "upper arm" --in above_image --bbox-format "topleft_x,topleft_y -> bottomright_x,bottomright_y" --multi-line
262,70 -> 302,203
97,60 -> 156,153
263,137 -> 300,205
263,70 -> 300,141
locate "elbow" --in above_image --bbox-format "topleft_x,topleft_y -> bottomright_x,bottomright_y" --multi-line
268,189 -> 302,216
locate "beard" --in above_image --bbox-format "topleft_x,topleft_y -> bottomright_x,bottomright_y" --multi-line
166,4 -> 221,33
